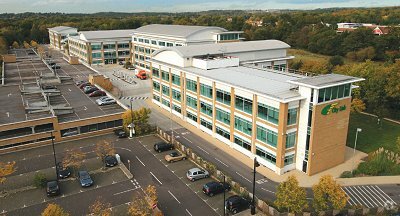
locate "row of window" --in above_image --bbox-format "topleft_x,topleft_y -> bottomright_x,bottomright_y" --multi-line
256,125 -> 278,148
61,120 -> 122,137
134,37 -> 183,47
318,84 -> 351,103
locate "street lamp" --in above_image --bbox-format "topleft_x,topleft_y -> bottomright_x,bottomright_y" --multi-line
50,131 -> 58,180
251,158 -> 260,215
223,175 -> 226,216
351,128 -> 362,174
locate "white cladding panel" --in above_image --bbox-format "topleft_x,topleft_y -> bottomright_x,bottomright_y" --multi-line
232,49 -> 287,62
171,69 -> 180,76
153,51 -> 184,67
234,88 -> 253,101
215,82 -> 231,92
185,73 -> 197,81
199,77 -> 213,86
257,96 -> 280,109
295,86 -> 311,171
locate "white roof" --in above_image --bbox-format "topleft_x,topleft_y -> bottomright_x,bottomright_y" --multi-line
133,24 -> 228,38
48,26 -> 77,33
79,29 -> 135,41
153,40 -> 290,58
288,74 -> 365,89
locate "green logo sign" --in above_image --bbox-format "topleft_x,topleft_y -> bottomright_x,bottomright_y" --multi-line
321,103 -> 346,115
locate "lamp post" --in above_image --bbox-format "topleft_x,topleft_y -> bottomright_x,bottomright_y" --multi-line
251,158 -> 260,215
223,175 -> 226,216
351,128 -> 362,174
50,131 -> 58,180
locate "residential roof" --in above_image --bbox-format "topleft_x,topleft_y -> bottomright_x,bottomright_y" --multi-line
152,40 -> 290,58
79,29 -> 135,41
133,24 -> 227,38
287,74 -> 365,89
48,26 -> 77,33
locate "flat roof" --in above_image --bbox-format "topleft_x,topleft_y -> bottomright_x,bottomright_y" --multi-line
287,74 -> 365,89
152,40 -> 290,58
48,26 -> 77,33
1,49 -> 124,126
133,24 -> 227,38
78,29 -> 135,42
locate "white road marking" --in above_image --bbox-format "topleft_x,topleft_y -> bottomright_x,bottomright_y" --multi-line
68,88 -> 71,92
235,171 -> 252,183
136,156 -> 145,166
115,147 -> 132,152
150,172 -> 163,185
197,146 -> 209,154
182,136 -> 193,143
361,186 -> 383,207
374,185 -> 397,205
185,209 -> 193,216
346,186 -> 371,207
214,157 -> 229,167
256,178 -> 268,184
6,112 -> 9,118
168,190 -> 181,204
261,188 -> 275,194
113,187 -> 141,196
84,106 -> 87,111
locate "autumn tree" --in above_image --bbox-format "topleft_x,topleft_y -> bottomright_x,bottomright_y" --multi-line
312,175 -> 348,211
88,196 -> 111,216
122,107 -> 152,136
12,41 -> 19,49
95,140 -> 115,164
0,161 -> 16,184
62,149 -> 86,175
128,185 -> 160,216
274,175 -> 308,213
41,203 -> 69,216
0,37 -> 7,55
30,40 -> 38,48
23,41 -> 30,49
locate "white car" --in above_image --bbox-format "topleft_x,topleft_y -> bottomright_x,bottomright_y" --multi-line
96,96 -> 116,106
186,168 -> 209,182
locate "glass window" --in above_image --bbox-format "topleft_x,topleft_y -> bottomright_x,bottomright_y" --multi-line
235,95 -> 252,114
287,108 -> 297,125
186,95 -> 197,109
162,85 -> 170,96
257,103 -> 279,125
152,68 -> 159,77
144,39 -> 149,44
256,126 -> 277,148
216,108 -> 230,125
200,118 -> 212,131
256,147 -> 276,164
172,89 -> 181,101
167,42 -> 173,47
284,154 -> 295,165
200,84 -> 213,98
173,104 -> 181,113
151,40 -> 157,45
187,112 -> 197,122
153,94 -> 160,102
162,98 -> 170,107
200,102 -> 213,117
186,79 -> 197,92
216,89 -> 231,106
234,116 -> 252,136
216,126 -> 230,140
172,74 -> 181,86
153,81 -> 160,92
331,86 -> 339,100
344,84 -> 351,97
286,132 -> 296,148
234,136 -> 251,151
159,41 -> 166,46
162,70 -> 170,82
138,38 -> 143,43
318,89 -> 325,103
325,87 -> 332,101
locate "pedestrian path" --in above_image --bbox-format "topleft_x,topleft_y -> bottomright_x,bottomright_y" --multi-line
119,96 -> 149,100
342,185 -> 397,208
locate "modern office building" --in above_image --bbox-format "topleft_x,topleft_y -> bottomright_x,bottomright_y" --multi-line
131,24 -> 243,71
149,40 -> 364,176
68,29 -> 134,65
48,26 -> 78,50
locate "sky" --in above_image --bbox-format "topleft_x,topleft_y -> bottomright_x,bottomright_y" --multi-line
0,0 -> 399,13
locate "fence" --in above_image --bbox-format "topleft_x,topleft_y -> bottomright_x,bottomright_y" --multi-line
156,127 -> 399,216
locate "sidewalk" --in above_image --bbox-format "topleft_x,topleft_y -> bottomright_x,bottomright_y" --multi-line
148,100 -> 400,187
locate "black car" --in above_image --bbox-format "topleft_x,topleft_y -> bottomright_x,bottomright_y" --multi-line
48,62 -> 56,66
225,195 -> 250,215
203,181 -> 231,197
114,129 -> 127,138
153,142 -> 174,153
51,64 -> 61,69
46,180 -> 60,196
105,155 -> 118,167
57,163 -> 71,179
83,86 -> 98,94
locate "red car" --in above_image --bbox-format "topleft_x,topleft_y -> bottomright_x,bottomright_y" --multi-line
79,82 -> 91,89
89,90 -> 106,97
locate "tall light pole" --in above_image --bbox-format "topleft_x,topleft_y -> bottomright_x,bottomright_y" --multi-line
351,128 -> 362,174
251,158 -> 260,215
223,175 -> 226,216
50,131 -> 58,180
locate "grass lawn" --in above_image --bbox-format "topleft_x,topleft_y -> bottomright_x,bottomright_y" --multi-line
346,113 -> 400,153
288,48 -> 358,64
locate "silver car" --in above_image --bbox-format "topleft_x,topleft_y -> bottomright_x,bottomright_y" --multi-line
186,168 -> 209,182
96,96 -> 116,106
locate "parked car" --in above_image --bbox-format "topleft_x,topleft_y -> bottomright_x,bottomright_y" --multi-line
83,86 -> 98,94
165,151 -> 186,163
96,96 -> 116,106
51,64 -> 61,69
225,195 -> 250,215
46,180 -> 60,196
76,80 -> 87,86
89,90 -> 106,97
114,129 -> 127,138
79,82 -> 91,89
153,142 -> 173,153
135,70 -> 147,80
77,171 -> 93,187
57,162 -> 71,179
42,85 -> 57,90
48,62 -> 56,66
105,155 -> 118,167
203,181 -> 231,197
186,168 -> 209,182
62,130 -> 78,137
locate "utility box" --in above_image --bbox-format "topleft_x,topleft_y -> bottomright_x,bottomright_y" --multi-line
115,154 -> 121,164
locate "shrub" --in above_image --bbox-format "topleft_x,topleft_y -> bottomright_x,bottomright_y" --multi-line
340,171 -> 353,178
33,173 -> 47,188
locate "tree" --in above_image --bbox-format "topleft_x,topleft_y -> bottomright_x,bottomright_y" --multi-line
274,175 -> 308,213
329,55 -> 344,67
12,41 -> 19,49
41,203 -> 69,216
122,107 -> 152,136
62,149 -> 86,174
312,175 -> 348,211
30,40 -> 38,48
88,196 -> 111,216
0,161 -> 16,184
95,140 -> 115,165
351,98 -> 366,113
128,185 -> 160,216
0,37 -> 7,55
23,41 -> 30,49
396,137 -> 400,154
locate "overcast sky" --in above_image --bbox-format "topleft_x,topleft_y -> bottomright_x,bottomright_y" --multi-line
0,0 -> 399,13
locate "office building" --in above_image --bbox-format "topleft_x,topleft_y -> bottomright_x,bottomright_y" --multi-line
48,26 -> 78,50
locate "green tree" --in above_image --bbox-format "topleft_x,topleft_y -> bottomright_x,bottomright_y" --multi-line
0,37 -> 7,55
274,175 -> 308,213
122,107 -> 152,136
329,55 -> 344,67
312,175 -> 348,211
12,41 -> 19,49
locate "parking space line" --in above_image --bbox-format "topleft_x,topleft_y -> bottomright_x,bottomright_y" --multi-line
168,190 -> 181,204
150,171 -> 163,185
113,187 -> 141,196
235,171 -> 252,183
136,156 -> 145,166
185,209 -> 193,216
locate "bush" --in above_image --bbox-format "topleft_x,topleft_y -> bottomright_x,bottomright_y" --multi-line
329,55 -> 344,67
33,173 -> 47,188
340,171 -> 353,178
354,150 -> 400,176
